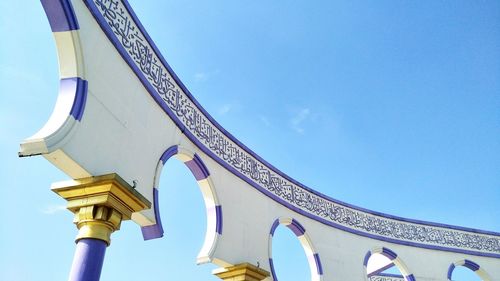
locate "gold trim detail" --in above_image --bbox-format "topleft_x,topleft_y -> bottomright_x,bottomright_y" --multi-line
213,263 -> 270,281
52,173 -> 151,245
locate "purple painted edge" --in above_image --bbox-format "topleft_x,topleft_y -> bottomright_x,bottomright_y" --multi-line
193,153 -> 210,178
66,78 -> 87,121
447,264 -> 455,280
405,274 -> 416,281
141,146 -> 176,240
363,251 -> 372,267
463,259 -> 480,271
215,205 -> 223,235
286,223 -> 304,237
184,159 -> 207,181
375,273 -> 404,278
160,145 -> 178,164
141,188 -> 164,240
287,219 -> 306,236
382,247 -> 398,260
270,219 -> 280,236
81,0 -> 500,257
184,154 -> 210,181
269,258 -> 278,281
313,253 -> 323,275
41,0 -> 79,32
367,262 -> 395,278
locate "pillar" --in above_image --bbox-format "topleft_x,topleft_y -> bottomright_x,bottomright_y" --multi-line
52,174 -> 151,281
213,263 -> 270,281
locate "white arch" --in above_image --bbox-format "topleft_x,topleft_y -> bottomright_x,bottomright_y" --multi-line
140,145 -> 222,264
447,259 -> 492,281
268,217 -> 323,281
363,247 -> 415,281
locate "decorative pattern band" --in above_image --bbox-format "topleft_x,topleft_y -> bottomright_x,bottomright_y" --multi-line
87,0 -> 500,256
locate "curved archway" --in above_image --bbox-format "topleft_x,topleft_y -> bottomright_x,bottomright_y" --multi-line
140,145 -> 222,264
363,247 -> 415,281
447,259 -> 492,281
268,217 -> 323,281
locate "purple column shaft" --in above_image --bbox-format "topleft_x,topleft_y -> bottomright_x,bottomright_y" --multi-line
68,238 -> 107,281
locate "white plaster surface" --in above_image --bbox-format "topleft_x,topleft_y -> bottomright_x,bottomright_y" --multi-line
20,1 -> 500,280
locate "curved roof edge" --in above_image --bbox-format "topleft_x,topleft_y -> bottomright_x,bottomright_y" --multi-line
82,0 -> 500,257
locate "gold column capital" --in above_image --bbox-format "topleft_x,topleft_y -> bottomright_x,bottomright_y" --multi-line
213,263 -> 270,281
52,173 -> 151,245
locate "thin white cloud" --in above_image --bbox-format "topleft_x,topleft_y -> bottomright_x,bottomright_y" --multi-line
218,104 -> 232,115
194,72 -> 209,82
194,69 -> 220,83
289,108 -> 310,134
41,204 -> 66,215
259,115 -> 271,127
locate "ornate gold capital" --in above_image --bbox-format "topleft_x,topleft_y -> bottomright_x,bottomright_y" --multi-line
72,205 -> 122,245
213,263 -> 270,281
52,173 -> 151,245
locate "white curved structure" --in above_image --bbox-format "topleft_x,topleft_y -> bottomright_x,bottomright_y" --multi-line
20,1 -> 500,280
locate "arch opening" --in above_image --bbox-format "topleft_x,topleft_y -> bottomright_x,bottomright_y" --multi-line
140,145 -> 222,264
447,260 -> 491,281
364,247 -> 415,281
268,218 -> 323,281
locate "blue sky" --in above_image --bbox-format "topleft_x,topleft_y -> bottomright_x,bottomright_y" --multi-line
0,0 -> 499,280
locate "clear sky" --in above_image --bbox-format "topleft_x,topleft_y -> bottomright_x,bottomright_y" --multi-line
0,0 -> 499,280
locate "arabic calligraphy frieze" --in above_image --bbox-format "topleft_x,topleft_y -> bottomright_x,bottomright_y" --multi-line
90,0 -> 500,255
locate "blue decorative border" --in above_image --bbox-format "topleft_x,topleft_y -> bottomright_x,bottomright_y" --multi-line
81,0 -> 500,257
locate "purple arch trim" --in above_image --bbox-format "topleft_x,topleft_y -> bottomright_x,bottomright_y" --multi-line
447,260 -> 481,280
65,77 -> 88,121
142,146 -> 221,240
81,0 -> 500,258
363,251 -> 372,267
41,0 -> 79,32
463,259 -> 480,271
269,258 -> 278,281
364,248 -> 416,280
270,219 -> 280,236
382,247 -> 398,260
405,274 -> 416,281
269,218 -> 322,279
142,145 -> 177,240
287,219 -> 306,237
160,145 -> 178,164
447,264 -> 455,280
185,153 -> 210,180
314,253 -> 323,275
215,205 -> 223,235
141,187 -> 163,240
